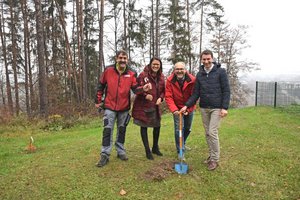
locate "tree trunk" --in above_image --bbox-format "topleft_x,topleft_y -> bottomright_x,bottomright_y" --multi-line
123,0 -> 127,51
34,0 -> 48,117
9,1 -> 20,116
0,14 -> 13,115
199,1 -> 204,56
186,0 -> 192,72
0,77 -> 5,106
79,0 -> 87,102
55,0 -> 78,104
155,0 -> 159,57
151,0 -> 154,57
21,0 -> 31,117
97,0 -> 104,75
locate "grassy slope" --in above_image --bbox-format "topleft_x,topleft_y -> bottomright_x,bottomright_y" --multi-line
0,107 -> 299,200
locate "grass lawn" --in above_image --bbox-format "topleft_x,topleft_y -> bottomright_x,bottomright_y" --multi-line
0,106 -> 299,199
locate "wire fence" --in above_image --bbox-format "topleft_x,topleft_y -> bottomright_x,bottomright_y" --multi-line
255,81 -> 300,107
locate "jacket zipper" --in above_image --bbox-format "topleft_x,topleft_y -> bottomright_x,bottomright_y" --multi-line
115,73 -> 121,110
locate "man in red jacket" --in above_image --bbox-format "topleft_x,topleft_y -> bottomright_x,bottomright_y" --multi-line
95,50 -> 151,167
165,62 -> 196,159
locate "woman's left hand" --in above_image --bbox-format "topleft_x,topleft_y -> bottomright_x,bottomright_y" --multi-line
156,98 -> 162,105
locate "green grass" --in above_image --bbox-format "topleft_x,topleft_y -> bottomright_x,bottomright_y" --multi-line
0,106 -> 299,200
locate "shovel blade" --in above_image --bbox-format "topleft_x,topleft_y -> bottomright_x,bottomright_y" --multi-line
175,163 -> 188,174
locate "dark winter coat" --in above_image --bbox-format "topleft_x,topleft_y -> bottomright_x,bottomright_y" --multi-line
165,72 -> 196,113
132,65 -> 165,125
95,64 -> 143,111
185,63 -> 230,109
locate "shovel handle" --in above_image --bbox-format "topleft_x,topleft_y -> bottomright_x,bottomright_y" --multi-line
179,112 -> 182,130
179,112 -> 182,149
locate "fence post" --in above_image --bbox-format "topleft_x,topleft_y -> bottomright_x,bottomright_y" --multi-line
274,82 -> 277,108
255,81 -> 258,106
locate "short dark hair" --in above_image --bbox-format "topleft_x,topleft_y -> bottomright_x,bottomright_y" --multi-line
116,50 -> 128,57
200,50 -> 213,59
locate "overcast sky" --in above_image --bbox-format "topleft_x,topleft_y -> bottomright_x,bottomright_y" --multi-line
219,0 -> 300,76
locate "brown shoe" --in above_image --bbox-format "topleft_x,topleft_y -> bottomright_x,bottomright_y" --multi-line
208,161 -> 218,171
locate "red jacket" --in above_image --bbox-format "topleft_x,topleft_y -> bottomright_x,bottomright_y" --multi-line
165,72 -> 196,113
132,65 -> 165,123
95,64 -> 142,111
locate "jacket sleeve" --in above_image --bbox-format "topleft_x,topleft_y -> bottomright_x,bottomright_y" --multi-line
187,79 -> 196,113
130,71 -> 146,95
185,73 -> 200,108
220,69 -> 230,109
159,75 -> 165,101
95,71 -> 107,104
165,79 -> 178,113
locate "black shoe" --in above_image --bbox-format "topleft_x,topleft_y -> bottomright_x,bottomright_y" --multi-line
96,154 -> 109,167
152,147 -> 163,156
146,152 -> 154,160
117,154 -> 128,161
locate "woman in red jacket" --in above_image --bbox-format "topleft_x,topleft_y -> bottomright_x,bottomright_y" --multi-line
132,57 -> 165,160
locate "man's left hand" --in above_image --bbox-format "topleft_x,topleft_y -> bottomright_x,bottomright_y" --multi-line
220,109 -> 228,118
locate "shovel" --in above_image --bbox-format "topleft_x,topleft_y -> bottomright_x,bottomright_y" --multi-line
175,112 -> 188,174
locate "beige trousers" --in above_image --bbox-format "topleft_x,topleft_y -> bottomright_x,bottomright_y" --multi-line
200,108 -> 222,162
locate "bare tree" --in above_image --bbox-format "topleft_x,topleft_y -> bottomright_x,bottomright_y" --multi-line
20,0 -> 31,116
9,0 -> 20,115
186,0 -> 192,71
0,13 -> 13,115
123,0 -> 127,51
97,0 -> 105,74
211,24 -> 259,107
34,0 -> 48,117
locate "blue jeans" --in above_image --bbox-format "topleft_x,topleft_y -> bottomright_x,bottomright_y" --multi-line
173,111 -> 194,153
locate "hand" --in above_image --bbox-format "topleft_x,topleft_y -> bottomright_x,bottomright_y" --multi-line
143,83 -> 152,92
156,98 -> 162,105
220,109 -> 228,118
173,110 -> 180,116
179,106 -> 187,114
183,111 -> 189,115
95,103 -> 103,113
145,94 -> 153,101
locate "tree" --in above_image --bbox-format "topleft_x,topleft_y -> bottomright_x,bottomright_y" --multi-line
0,13 -> 13,115
191,0 -> 224,58
97,0 -> 105,74
8,0 -> 20,115
20,0 -> 31,116
161,0 -> 192,65
34,0 -> 48,117
211,23 -> 259,107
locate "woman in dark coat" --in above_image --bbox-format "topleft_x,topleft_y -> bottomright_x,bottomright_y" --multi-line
132,57 -> 165,160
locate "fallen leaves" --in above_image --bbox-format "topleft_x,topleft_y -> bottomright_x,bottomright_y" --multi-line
119,188 -> 127,196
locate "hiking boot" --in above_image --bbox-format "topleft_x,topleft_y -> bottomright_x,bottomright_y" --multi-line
96,154 -> 109,167
117,154 -> 128,161
208,161 -> 218,171
146,151 -> 154,160
152,147 -> 163,156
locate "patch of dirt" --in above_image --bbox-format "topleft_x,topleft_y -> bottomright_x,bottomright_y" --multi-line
141,159 -> 177,181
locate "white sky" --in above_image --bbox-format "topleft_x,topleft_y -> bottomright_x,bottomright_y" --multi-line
219,0 -> 300,76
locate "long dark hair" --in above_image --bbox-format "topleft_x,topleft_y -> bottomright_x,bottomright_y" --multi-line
148,57 -> 163,74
